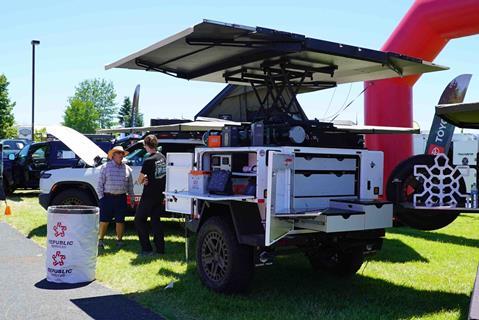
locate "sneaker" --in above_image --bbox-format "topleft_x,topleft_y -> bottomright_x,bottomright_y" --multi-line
116,240 -> 125,248
98,240 -> 105,249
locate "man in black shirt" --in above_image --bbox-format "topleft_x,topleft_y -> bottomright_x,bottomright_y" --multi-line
135,135 -> 167,254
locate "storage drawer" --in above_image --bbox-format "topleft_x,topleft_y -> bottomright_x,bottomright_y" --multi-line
294,173 -> 356,197
317,211 -> 365,233
329,199 -> 392,229
293,196 -> 355,211
295,156 -> 357,171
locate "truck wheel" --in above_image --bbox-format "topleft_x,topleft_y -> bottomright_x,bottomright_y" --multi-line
196,216 -> 254,293
307,246 -> 364,276
51,189 -> 95,206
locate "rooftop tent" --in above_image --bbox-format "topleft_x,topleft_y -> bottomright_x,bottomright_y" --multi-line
436,102 -> 479,129
194,84 -> 313,122
106,20 -> 446,86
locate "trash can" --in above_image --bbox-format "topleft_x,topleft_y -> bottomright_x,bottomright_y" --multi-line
46,205 -> 99,283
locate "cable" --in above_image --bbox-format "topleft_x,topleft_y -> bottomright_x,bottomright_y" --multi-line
321,83 -> 353,122
323,86 -> 337,118
330,82 -> 374,122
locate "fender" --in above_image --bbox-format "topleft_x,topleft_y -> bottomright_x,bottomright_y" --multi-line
50,181 -> 99,204
188,201 -> 264,246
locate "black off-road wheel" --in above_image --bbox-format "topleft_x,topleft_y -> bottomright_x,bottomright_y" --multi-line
51,189 -> 95,206
386,154 -> 463,230
307,246 -> 364,276
196,216 -> 254,293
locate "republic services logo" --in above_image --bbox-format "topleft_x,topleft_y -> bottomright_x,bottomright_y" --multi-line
53,222 -> 67,237
52,251 -> 66,266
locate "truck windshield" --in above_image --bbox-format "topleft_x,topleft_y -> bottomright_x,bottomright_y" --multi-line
125,149 -> 147,166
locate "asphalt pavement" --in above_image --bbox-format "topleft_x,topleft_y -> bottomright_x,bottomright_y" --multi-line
0,221 -> 163,320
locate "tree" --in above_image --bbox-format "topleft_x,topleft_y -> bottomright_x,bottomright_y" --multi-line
117,96 -> 144,127
34,127 -> 47,142
69,79 -> 117,129
63,99 -> 100,133
0,74 -> 16,138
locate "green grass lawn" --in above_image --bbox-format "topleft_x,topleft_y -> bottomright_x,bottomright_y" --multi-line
2,191 -> 479,320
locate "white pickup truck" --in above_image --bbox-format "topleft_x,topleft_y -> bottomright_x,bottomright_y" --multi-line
39,126 -> 201,211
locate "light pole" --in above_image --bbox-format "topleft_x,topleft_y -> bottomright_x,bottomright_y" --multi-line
31,40 -> 40,141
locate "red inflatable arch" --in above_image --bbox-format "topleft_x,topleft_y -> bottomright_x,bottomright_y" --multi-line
364,0 -> 479,184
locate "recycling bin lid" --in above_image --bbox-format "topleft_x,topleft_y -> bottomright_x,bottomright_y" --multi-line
48,205 -> 99,214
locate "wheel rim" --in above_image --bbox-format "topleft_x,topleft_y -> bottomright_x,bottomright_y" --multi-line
62,197 -> 83,205
201,231 -> 229,282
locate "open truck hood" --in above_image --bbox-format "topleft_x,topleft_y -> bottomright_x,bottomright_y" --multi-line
47,126 -> 108,167
106,20 -> 446,85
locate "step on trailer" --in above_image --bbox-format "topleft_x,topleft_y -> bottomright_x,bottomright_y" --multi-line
106,20 -> 447,293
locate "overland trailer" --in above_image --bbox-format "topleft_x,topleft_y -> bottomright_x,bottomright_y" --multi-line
106,20 -> 446,293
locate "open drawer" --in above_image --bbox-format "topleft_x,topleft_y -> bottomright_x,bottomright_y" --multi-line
329,199 -> 393,229
293,209 -> 365,233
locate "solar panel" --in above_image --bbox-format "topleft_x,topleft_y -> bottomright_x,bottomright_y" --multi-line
106,20 -> 447,87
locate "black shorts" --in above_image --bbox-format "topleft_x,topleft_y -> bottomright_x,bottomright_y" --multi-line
99,194 -> 127,223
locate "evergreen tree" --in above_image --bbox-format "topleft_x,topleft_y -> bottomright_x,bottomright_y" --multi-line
118,96 -> 144,127
118,96 -> 131,127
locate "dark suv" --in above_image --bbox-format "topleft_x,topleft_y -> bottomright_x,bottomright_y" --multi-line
3,139 -> 111,194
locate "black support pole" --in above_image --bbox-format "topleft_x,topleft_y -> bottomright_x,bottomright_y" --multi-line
31,40 -> 40,142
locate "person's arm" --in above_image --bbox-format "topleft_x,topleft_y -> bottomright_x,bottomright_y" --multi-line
138,172 -> 147,185
127,167 -> 134,196
138,160 -> 150,185
126,166 -> 135,208
97,165 -> 106,199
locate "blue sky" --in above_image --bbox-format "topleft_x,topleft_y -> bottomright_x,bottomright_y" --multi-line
1,0 -> 478,130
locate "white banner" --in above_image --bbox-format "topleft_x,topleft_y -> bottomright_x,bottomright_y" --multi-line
46,209 -> 99,283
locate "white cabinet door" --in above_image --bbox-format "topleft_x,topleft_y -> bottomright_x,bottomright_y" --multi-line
265,151 -> 294,246
165,153 -> 194,214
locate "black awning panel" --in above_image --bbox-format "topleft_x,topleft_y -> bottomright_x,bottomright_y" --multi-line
106,20 -> 447,86
436,102 -> 479,129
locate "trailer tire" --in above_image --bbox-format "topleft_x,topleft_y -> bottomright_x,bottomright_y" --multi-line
307,246 -> 364,276
51,189 -> 95,206
386,154 -> 462,230
196,216 -> 254,293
